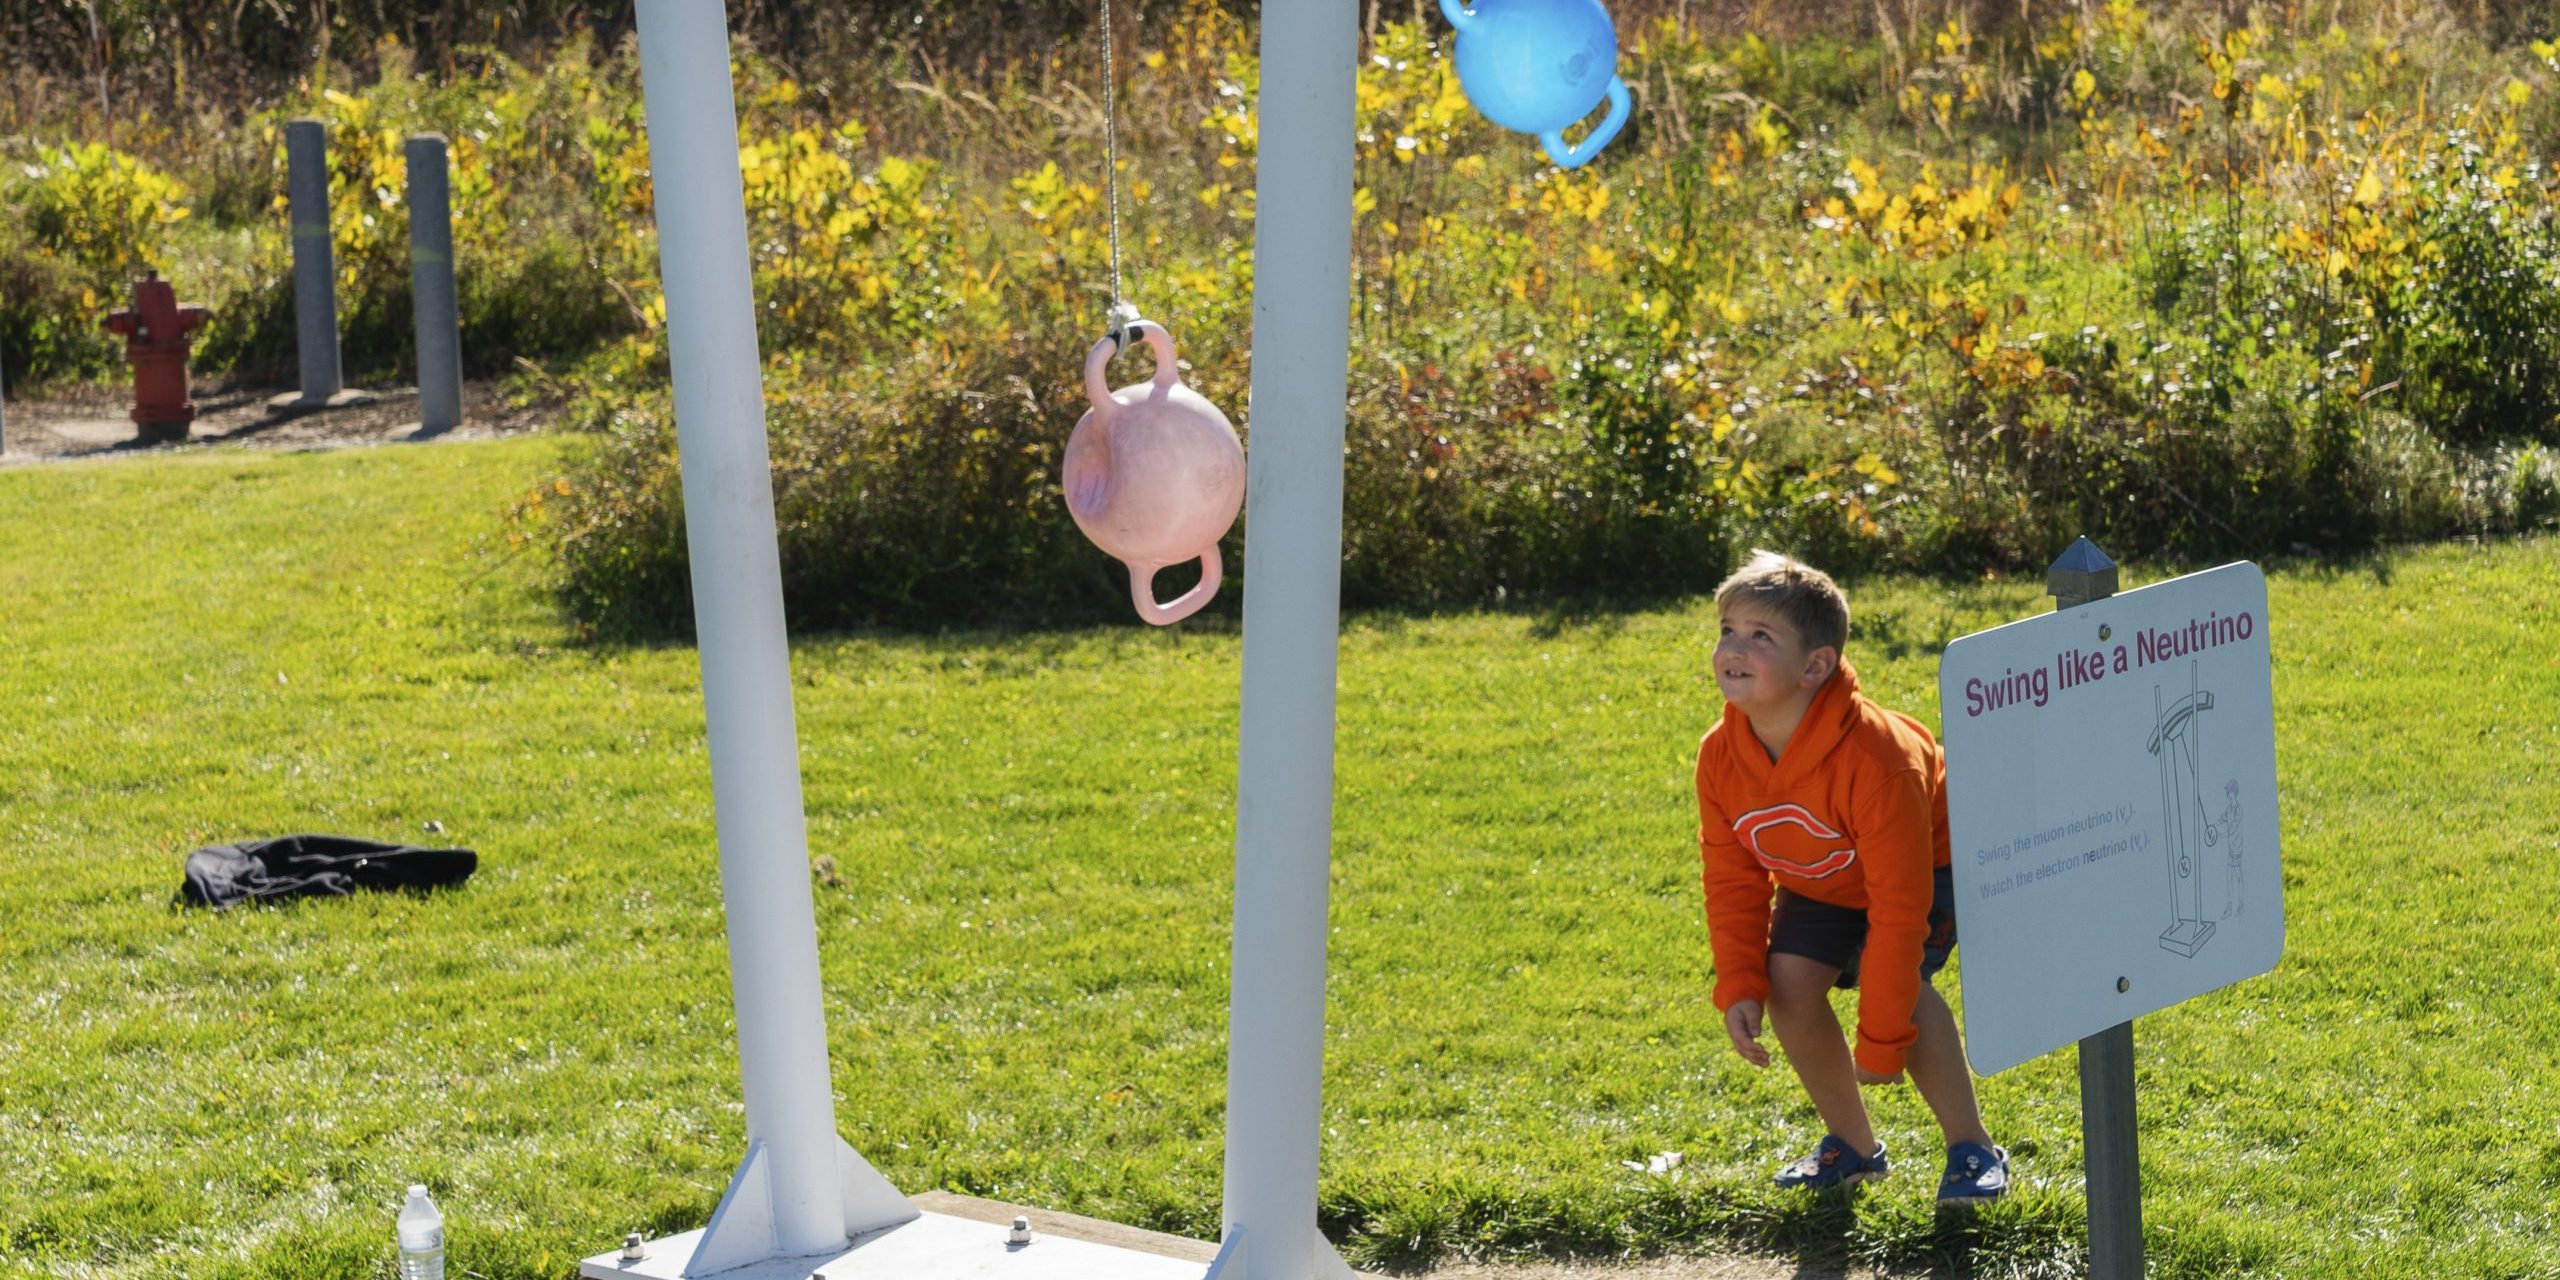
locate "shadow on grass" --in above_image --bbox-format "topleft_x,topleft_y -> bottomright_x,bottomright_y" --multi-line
1337,1176 -> 2083,1280
1761,1193 -> 2074,1279
1768,1189 -> 1864,1276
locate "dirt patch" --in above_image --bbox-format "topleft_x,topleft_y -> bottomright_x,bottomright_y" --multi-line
1417,1260 -> 1883,1280
913,1191 -> 1890,1280
0,379 -> 547,466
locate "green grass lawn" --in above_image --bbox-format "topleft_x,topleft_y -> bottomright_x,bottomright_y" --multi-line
0,438 -> 2554,1279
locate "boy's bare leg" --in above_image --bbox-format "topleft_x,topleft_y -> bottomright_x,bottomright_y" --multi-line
1905,982 -> 1994,1149
1766,951 -> 1879,1156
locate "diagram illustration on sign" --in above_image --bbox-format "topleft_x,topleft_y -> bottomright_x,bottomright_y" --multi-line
2147,660 -> 2238,958
2217,779 -> 2246,920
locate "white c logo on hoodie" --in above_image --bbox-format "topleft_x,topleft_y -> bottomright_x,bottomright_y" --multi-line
1733,804 -> 1858,879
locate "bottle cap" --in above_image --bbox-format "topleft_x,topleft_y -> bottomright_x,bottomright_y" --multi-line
408,1184 -> 429,1198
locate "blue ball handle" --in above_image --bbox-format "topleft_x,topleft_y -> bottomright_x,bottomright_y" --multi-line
1541,75 -> 1629,169
1439,0 -> 1476,32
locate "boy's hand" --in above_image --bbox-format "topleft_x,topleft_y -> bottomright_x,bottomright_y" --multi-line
1855,1065 -> 1905,1086
1723,1000 -> 1770,1067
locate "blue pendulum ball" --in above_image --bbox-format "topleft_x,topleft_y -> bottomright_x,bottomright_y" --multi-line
1441,0 -> 1632,169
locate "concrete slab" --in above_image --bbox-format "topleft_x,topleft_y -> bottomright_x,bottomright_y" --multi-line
579,1200 -> 1214,1280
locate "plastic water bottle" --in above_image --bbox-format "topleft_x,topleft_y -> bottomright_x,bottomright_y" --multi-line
397,1184 -> 445,1280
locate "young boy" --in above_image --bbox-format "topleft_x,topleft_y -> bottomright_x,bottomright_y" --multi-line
1695,550 -> 2009,1202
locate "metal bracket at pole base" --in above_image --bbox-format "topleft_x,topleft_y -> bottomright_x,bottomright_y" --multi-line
1201,1229 -> 1247,1280
1317,1242 -> 1361,1280
1199,1227 -> 1364,1280
689,1139 -> 787,1277
579,1138 -> 916,1279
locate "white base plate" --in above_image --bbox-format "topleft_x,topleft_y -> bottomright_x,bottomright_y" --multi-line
579,1209 -> 1205,1280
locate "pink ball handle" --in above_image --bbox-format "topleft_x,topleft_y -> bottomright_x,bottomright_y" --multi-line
1084,321 -> 1181,416
1083,320 -> 1223,626
1129,546 -> 1223,626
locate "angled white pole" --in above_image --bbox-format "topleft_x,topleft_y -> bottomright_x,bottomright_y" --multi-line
624,2 -> 912,1274
1215,0 -> 1359,1277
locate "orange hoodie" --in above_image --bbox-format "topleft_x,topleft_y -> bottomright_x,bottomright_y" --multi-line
1696,661 -> 1952,1076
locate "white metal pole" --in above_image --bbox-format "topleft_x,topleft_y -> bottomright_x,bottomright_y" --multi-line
633,0 -> 844,1257
1222,0 -> 1358,1274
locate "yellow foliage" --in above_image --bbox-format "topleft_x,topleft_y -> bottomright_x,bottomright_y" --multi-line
1537,171 -> 1612,224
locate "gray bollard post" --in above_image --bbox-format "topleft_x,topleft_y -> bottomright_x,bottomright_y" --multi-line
2048,536 -> 2143,1280
285,119 -> 344,405
269,119 -> 375,414
406,133 -> 462,433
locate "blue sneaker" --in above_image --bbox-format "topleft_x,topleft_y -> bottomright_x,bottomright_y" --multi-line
1773,1135 -> 1890,1189
1938,1141 -> 2010,1204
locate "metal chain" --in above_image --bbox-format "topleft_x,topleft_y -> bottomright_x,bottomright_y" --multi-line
1101,0 -> 1140,346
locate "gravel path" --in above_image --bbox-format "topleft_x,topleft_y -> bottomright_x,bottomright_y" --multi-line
0,379 -> 544,465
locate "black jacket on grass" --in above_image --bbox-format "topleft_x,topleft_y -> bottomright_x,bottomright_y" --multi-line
179,834 -> 477,909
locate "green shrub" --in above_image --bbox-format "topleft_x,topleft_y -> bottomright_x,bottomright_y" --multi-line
2379,135 -> 2560,445
2457,440 -> 2560,532
532,336 -> 1131,637
0,142 -> 194,386
0,219 -> 120,386
13,141 -> 191,281
540,334 -> 1728,633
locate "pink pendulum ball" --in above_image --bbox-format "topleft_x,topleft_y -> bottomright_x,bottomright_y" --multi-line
1062,320 -> 1245,626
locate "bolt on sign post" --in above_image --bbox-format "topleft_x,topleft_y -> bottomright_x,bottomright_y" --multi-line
1938,538 -> 2285,1280
405,134 -> 463,435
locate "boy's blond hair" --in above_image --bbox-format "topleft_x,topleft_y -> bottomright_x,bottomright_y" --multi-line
1714,549 -> 1850,655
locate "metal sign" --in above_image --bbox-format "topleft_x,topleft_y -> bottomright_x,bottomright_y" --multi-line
1939,562 -> 2284,1075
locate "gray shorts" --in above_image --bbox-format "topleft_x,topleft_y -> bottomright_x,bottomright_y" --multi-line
1768,866 -> 1956,990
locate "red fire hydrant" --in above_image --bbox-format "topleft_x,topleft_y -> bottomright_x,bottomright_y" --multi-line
101,270 -> 212,443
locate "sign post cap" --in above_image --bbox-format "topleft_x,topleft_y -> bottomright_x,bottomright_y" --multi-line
2047,536 -> 2119,608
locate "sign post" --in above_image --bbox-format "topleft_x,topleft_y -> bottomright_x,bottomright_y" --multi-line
1939,538 -> 2284,1278
2047,540 -> 2141,1280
